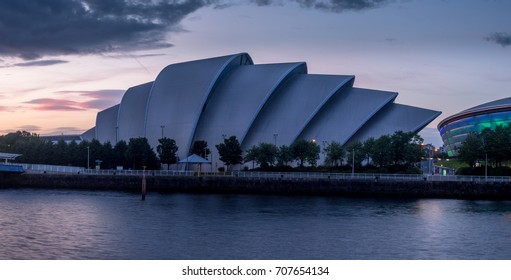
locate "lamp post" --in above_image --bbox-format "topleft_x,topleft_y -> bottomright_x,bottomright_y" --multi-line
482,136 -> 488,181
86,146 -> 90,170
352,148 -> 355,176
322,141 -> 327,165
160,125 -> 165,139
273,133 -> 278,146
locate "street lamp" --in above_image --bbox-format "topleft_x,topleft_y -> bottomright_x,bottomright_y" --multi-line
322,141 -> 327,164
86,146 -> 90,170
482,136 -> 488,180
352,147 -> 355,176
273,133 -> 278,146
160,125 -> 165,139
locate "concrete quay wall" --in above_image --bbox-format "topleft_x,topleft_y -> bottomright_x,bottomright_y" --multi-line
2,173 -> 511,200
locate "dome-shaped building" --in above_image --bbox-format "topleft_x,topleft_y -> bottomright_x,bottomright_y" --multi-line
83,53 -> 441,164
438,97 -> 511,157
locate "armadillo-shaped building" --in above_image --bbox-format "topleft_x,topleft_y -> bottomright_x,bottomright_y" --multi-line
83,53 -> 441,162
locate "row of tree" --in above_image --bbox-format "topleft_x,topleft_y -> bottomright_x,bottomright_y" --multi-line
457,124 -> 511,168
244,131 -> 424,172
0,130 -> 426,172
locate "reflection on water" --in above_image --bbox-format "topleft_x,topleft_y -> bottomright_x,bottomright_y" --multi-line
1,189 -> 511,259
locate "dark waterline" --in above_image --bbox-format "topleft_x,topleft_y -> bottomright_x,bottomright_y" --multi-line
1,188 -> 511,260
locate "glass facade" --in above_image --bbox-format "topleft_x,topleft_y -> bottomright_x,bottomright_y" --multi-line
439,110 -> 511,157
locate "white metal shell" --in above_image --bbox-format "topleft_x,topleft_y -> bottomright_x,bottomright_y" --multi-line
144,53 -> 253,158
95,104 -> 120,144
88,52 -> 441,164
117,82 -> 153,141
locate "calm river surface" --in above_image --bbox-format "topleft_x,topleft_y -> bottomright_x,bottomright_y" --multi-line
1,188 -> 511,259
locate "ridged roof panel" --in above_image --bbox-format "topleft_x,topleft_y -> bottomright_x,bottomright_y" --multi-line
117,82 -> 153,140
299,87 -> 397,145
193,63 -> 307,150
144,53 -> 253,158
241,74 -> 354,149
95,104 -> 120,144
350,103 -> 441,144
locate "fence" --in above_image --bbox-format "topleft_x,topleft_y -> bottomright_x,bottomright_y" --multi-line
16,163 -> 511,183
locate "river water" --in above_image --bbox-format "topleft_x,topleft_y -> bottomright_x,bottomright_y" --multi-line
0,188 -> 510,260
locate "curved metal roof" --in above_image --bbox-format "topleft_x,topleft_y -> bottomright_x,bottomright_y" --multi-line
299,87 -> 398,145
351,103 -> 442,144
144,53 -> 253,158
90,52 -> 441,166
117,82 -> 153,141
438,97 -> 511,129
95,104 -> 119,144
193,62 -> 307,153
241,74 -> 354,149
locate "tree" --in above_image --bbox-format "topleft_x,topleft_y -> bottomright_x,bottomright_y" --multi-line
216,135 -> 243,169
244,145 -> 259,169
258,143 -> 279,168
291,139 -> 320,167
361,137 -> 375,165
346,141 -> 364,168
387,131 -> 424,166
277,145 -> 293,166
157,137 -> 178,169
402,133 -> 424,166
457,132 -> 483,168
126,137 -> 159,169
370,135 -> 392,168
112,140 -> 128,169
190,140 -> 210,159
324,141 -> 344,166
481,125 -> 511,167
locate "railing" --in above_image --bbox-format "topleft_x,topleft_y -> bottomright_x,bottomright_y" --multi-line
232,171 -> 425,181
20,163 -> 84,174
83,169 -> 196,177
15,163 -> 511,183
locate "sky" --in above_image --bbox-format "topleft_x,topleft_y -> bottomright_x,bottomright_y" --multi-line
1,0 -> 510,147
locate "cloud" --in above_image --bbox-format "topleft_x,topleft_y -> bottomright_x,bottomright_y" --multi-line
48,127 -> 85,135
0,0 -> 396,60
12,60 -> 69,67
485,32 -> 511,47
25,98 -> 86,111
62,89 -> 126,110
26,89 -> 126,111
253,0 -> 392,11
17,125 -> 42,132
0,0 -> 212,60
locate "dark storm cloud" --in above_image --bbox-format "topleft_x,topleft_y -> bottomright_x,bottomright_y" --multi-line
0,0 -> 395,60
486,32 -> 511,47
253,0 -> 392,11
0,0 -> 212,60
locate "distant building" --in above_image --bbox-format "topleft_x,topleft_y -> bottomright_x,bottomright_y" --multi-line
41,134 -> 83,144
438,97 -> 511,157
83,53 -> 441,162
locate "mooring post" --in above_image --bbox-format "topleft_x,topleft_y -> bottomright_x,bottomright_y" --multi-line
141,166 -> 147,200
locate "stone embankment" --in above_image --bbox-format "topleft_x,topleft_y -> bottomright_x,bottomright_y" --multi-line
1,173 -> 511,200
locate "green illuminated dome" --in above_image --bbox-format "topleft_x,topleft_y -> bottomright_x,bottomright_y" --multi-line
438,97 -> 511,157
